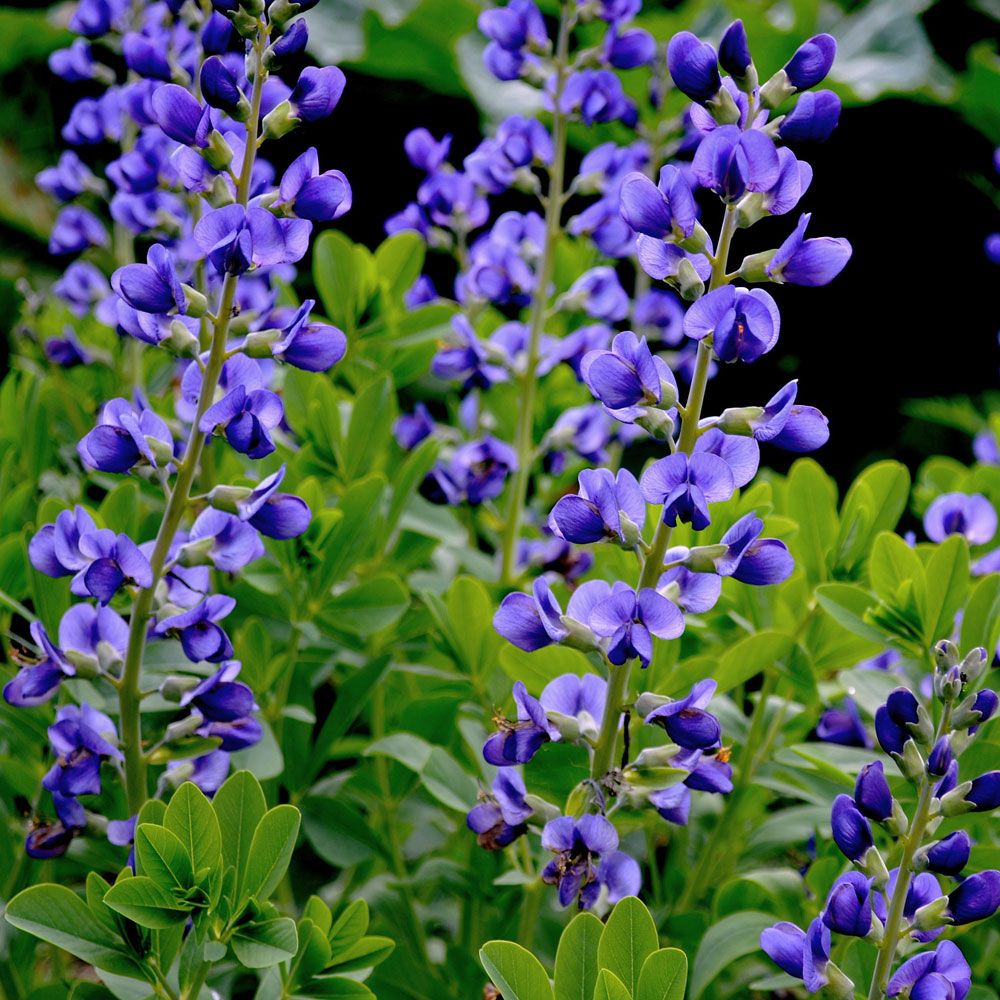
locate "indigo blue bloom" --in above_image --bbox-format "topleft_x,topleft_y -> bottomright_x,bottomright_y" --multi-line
566,267 -> 630,321
875,687 -> 921,756
166,750 -> 231,796
467,767 -> 531,850
782,34 -> 837,92
42,704 -> 122,798
886,941 -> 971,999
71,530 -> 153,604
817,699 -> 868,747
287,66 -> 347,123
645,679 -> 721,748
823,871 -> 873,937
112,244 -> 186,314
925,831 -> 971,876
590,585 -> 684,666
269,298 -> 347,372
946,870 -> 1000,925
714,511 -> 794,584
37,151 -> 97,203
278,148 -> 352,222
766,213 -> 852,286
666,31 -> 721,104
549,468 -> 644,545
924,492 -> 997,545
231,465 -> 312,540
760,921 -> 807,979
558,70 -> 634,126
194,204 -> 310,275
854,760 -> 893,822
778,90 -> 842,144
719,20 -> 752,81
199,384 -> 284,459
683,285 -> 780,363
692,125 -> 780,201
180,660 -> 257,723
153,595 -> 236,663
640,452 -> 736,530
200,56 -> 248,119
49,205 -> 108,255
541,814 -> 637,909
188,509 -> 265,573
3,622 -> 74,708
582,330 -> 676,416
483,679 -> 557,765
59,603 -> 128,665
619,166 -> 698,241
831,793 -> 874,861
29,506 -> 97,579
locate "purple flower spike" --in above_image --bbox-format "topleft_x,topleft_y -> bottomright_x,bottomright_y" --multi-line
761,922 -> 806,979
483,680 -> 557,765
666,31 -> 721,104
692,125 -> 780,201
493,577 -> 570,653
783,34 -> 837,91
619,166 -> 698,241
886,941 -> 970,1000
766,213 -> 851,286
683,285 -> 780,364
924,492 -> 997,545
591,585 -> 684,666
549,468 -> 644,545
153,595 -> 236,663
640,452 -> 736,530
644,679 -> 720,748
823,871 -> 872,937
541,814 -> 622,909
925,831 -> 971,876
831,793 -> 873,861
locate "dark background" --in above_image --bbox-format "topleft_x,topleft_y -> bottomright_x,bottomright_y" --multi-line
2,0 -> 997,487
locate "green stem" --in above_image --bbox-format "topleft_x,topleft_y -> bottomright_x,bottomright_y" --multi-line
498,1 -> 572,585
590,660 -> 630,781
117,33 -> 268,816
867,704 -> 951,1000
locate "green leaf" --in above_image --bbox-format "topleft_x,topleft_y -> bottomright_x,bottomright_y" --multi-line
328,899 -> 369,955
668,630 -> 793,697
374,231 -> 426,304
869,532 -> 925,607
553,911 -> 603,1000
343,374 -> 395,483
385,435 -> 440,539
597,896 -> 658,997
814,583 -> 887,644
243,805 -> 301,904
327,934 -> 395,972
961,573 -> 1000,655
135,824 -> 194,890
636,949 -> 687,1000
212,770 -> 267,900
318,574 -> 409,636
923,534 -> 970,645
689,911 -> 774,999
231,916 -> 299,968
365,733 -> 477,811
785,459 -> 838,584
312,474 -> 386,595
480,940 -> 554,1000
302,795 -> 383,867
313,230 -> 375,334
163,781 -> 222,875
499,644 -> 595,692
594,970 -> 632,1000
4,884 -> 139,976
103,876 -> 191,930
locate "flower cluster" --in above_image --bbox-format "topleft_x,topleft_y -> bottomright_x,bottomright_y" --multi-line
457,14 -> 852,911
9,0 -> 348,858
763,641 -> 1000,998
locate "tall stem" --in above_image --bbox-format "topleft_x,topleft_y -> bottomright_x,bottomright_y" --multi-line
867,704 -> 951,1000
587,204 -> 739,784
117,33 -> 268,815
499,2 -> 572,585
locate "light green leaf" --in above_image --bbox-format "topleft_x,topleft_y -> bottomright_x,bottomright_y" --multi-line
597,896 -> 658,997
326,934 -> 395,972
328,899 -> 369,956
231,916 -> 299,968
594,969 -> 631,1000
785,459 -> 838,584
689,911 -> 773,1000
961,573 -> 1000,655
923,534 -> 969,645
135,824 -> 193,890
343,374 -> 395,483
553,911 -> 603,1000
4,884 -> 139,976
636,948 -> 687,1000
374,231 -> 426,303
212,770 -> 267,899
163,781 -> 222,875
480,940 -> 554,1000
103,876 -> 191,930
318,574 -> 409,636
243,805 -> 301,904
814,583 -> 886,644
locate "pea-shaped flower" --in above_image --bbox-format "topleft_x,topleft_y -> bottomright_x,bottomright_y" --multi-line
42,703 -> 122,798
619,165 -> 698,241
199,384 -> 284,459
467,768 -> 532,850
886,941 -> 970,999
692,125 -> 780,201
823,872 -> 873,937
582,330 -> 676,418
640,452 -> 736,530
549,468 -> 645,546
78,397 -> 173,473
590,585 -> 684,667
683,286 -> 780,364
924,492 -> 997,545
153,594 -> 236,663
765,213 -> 852,286
666,31 -> 721,104
644,679 -> 720,748
3,622 -> 74,708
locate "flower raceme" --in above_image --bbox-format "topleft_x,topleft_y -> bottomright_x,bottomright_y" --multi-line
10,0 -> 349,862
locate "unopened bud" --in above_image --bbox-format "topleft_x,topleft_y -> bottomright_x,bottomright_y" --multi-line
934,639 -> 960,671
675,257 -> 705,301
262,100 -> 298,140
758,68 -> 795,110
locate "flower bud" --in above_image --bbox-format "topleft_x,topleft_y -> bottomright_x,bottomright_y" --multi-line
166,319 -> 199,357
927,736 -> 954,777
934,639 -> 960,671
181,283 -> 209,318
163,712 -> 206,743
921,830 -> 971,876
960,646 -> 989,684
262,100 -> 298,140
635,407 -> 674,441
675,257 -> 705,301
831,794 -> 872,861
946,870 -> 1000,924
854,761 -> 893,822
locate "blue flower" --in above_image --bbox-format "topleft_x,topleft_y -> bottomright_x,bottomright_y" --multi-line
925,831 -> 971,876
766,213 -> 852,286
644,680 -> 721,748
692,125 -> 780,201
854,760 -> 893,822
79,397 -> 173,473
946,870 -> 1000,925
3,622 -> 74,708
467,768 -> 532,850
277,148 -> 352,222
42,704 -> 122,798
640,452 -> 736,530
549,468 -> 645,545
831,793 -> 873,861
782,34 -> 837,92
823,871 -> 873,937
541,814 -> 638,908
683,286 -> 780,364
875,687 -> 920,756
153,595 -> 236,663
199,383 -> 284,459
666,31 -> 721,104
483,679 -> 557,765
619,166 -> 698,241
886,941 -> 970,999
778,90 -> 842,144
924,493 -> 997,545
590,584 -> 684,666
